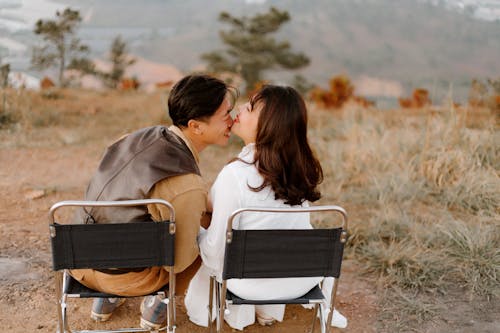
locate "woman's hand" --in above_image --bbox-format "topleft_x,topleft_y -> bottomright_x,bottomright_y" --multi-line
200,211 -> 212,229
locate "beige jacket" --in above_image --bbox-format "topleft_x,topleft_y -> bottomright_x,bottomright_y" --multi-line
71,126 -> 208,296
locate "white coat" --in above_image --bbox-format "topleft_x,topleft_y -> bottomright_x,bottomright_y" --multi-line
185,144 -> 322,330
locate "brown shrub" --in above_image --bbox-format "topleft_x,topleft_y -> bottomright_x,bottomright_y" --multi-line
119,77 -> 140,90
40,77 -> 55,89
399,88 -> 431,108
398,98 -> 413,108
352,96 -> 375,108
413,89 -> 431,107
310,75 -> 357,109
155,80 -> 174,89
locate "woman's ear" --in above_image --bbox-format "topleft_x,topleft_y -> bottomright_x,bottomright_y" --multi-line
187,119 -> 203,135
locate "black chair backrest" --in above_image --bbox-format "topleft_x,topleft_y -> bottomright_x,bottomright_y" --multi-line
50,221 -> 174,271
222,227 -> 345,280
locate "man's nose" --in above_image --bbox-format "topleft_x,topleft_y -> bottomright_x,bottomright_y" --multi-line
232,106 -> 242,117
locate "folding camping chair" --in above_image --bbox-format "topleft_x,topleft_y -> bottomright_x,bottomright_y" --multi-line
208,205 -> 348,333
48,199 -> 177,333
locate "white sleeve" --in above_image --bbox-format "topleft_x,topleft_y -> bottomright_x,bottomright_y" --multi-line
198,166 -> 241,275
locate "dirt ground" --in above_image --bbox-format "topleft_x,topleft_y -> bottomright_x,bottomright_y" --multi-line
0,146 -> 378,333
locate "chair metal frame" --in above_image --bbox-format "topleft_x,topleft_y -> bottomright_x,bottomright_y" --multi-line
49,199 -> 177,333
208,205 -> 348,333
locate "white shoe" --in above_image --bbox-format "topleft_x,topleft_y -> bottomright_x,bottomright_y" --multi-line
256,313 -> 276,326
331,309 -> 347,328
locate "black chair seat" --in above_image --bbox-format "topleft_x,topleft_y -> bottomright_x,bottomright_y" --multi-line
226,284 -> 325,305
64,273 -> 168,298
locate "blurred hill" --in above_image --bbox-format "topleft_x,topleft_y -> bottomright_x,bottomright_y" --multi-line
1,0 -> 499,103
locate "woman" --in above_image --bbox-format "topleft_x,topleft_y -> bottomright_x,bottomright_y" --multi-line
185,85 -> 347,330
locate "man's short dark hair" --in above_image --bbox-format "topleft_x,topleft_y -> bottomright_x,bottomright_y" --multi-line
168,74 -> 235,127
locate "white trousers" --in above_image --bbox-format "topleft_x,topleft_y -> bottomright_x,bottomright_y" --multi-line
184,264 -> 286,330
186,263 -> 335,330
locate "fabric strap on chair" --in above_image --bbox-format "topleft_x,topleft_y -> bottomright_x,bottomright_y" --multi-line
222,228 -> 345,280
226,285 -> 325,305
62,272 -> 168,298
50,221 -> 174,271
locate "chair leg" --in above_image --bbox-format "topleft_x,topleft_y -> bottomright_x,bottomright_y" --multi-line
215,282 -> 221,332
218,282 -> 228,333
324,277 -> 340,333
208,276 -> 215,333
319,302 -> 327,333
167,267 -> 176,333
54,272 -> 66,333
215,281 -> 226,333
168,297 -> 175,332
163,297 -> 173,333
310,303 -> 319,333
56,302 -> 64,333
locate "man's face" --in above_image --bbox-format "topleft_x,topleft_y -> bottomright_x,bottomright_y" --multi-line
198,94 -> 234,146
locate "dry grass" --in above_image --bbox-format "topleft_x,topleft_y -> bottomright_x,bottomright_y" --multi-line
1,88 -> 498,332
308,103 -> 498,331
0,88 -> 168,148
439,220 -> 500,299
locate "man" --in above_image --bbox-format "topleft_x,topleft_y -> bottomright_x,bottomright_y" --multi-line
69,74 -> 236,329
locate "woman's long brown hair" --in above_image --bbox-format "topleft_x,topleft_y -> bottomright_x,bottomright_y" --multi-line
249,85 -> 323,206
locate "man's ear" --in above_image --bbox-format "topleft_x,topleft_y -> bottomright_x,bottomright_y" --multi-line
187,119 -> 203,135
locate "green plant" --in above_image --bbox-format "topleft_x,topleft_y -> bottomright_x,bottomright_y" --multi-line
31,8 -> 91,87
96,35 -> 136,89
202,7 -> 309,93
1,61 -> 10,116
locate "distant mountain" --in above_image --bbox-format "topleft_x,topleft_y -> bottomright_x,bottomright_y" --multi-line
1,0 -> 499,103
430,0 -> 500,21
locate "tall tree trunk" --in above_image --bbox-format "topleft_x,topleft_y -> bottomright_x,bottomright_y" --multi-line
58,38 -> 66,87
59,56 -> 65,87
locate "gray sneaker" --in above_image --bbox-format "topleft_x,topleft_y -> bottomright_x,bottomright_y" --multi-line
140,295 -> 167,330
90,297 -> 126,322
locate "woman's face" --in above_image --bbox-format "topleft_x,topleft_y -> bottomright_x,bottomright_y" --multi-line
231,100 -> 262,145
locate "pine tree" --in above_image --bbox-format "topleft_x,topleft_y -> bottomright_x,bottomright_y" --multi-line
202,7 -> 310,93
99,36 -> 136,89
0,62 -> 9,89
0,59 -> 10,115
31,8 -> 92,87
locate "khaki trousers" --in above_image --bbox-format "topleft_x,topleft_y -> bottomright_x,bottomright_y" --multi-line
70,256 -> 202,297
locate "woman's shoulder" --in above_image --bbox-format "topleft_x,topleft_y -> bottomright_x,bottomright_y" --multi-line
220,158 -> 253,178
